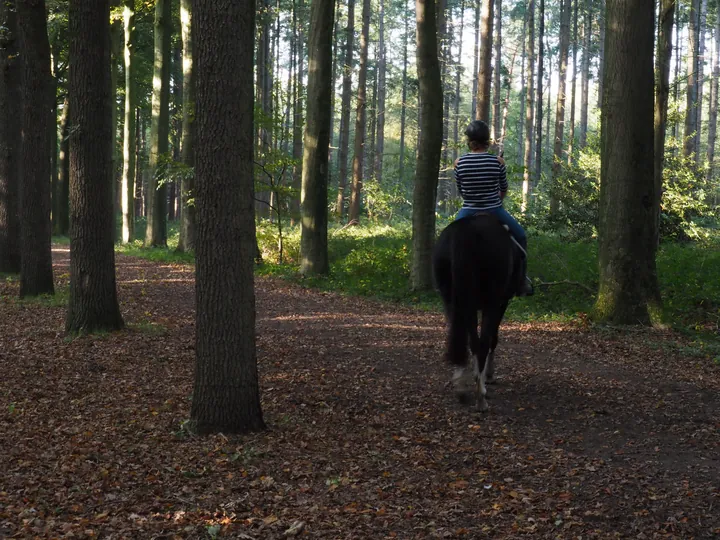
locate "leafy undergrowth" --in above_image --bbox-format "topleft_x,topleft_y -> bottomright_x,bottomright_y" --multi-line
1,246 -> 719,538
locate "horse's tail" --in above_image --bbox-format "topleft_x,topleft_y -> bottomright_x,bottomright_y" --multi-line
445,233 -> 471,367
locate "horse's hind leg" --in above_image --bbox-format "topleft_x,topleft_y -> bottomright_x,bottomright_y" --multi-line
473,307 -> 505,412
485,301 -> 509,385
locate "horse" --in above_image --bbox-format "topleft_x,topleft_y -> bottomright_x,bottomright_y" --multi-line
432,213 -> 524,412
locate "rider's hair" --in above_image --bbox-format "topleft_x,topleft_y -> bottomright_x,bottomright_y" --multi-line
465,120 -> 490,151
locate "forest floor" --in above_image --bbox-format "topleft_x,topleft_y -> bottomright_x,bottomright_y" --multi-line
1,247 -> 719,539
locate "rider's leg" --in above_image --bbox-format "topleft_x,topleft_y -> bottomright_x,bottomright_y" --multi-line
486,206 -> 533,296
455,207 -> 480,220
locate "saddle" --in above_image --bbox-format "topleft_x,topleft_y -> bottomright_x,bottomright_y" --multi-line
469,211 -> 526,258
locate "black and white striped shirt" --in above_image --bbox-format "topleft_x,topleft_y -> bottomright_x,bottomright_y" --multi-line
454,152 -> 508,211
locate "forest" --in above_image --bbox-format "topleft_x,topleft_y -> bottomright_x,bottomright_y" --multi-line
0,0 -> 719,537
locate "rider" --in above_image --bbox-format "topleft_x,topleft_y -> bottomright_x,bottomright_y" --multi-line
454,120 -> 533,297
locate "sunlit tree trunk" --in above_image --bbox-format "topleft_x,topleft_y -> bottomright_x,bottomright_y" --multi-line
684,0 -> 700,161
399,2 -> 409,183
336,0 -> 355,217
475,0 -> 494,121
707,0 -> 720,183
550,0 -> 570,215
471,0 -> 480,119
579,0 -> 590,148
522,0 -> 535,213
533,0 -> 544,189
697,0 -> 707,165
453,0 -> 465,163
121,0 -> 136,244
291,0 -> 305,222
300,0 -> 334,276
411,0 -> 442,290
348,0 -> 370,223
596,0 -> 605,109
492,0 -> 502,142
374,0 -> 386,184
110,18 -> 122,235
595,0 -> 661,324
517,11 -> 526,161
568,0 -> 577,165
57,99 -> 70,236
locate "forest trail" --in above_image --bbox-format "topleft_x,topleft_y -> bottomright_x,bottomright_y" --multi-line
1,247 -> 718,538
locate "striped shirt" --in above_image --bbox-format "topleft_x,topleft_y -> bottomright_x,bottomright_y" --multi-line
455,152 -> 508,211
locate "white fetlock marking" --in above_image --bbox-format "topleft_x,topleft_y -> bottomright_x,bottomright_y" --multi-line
479,357 -> 488,398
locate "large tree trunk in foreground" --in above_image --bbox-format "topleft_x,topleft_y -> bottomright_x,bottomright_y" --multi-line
190,0 -> 265,435
595,0 -> 661,324
411,0 -> 442,290
300,0 -> 334,276
121,0 -> 136,244
66,0 -> 124,333
145,0 -> 171,247
0,0 -> 21,273
17,0 -> 54,297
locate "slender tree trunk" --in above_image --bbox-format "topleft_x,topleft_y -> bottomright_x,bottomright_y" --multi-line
522,0 -> 535,213
348,0 -> 370,223
368,53 -> 377,180
177,0 -> 196,252
697,0 -> 708,165
453,0 -> 465,164
471,0 -> 480,119
595,0 -> 660,324
145,0 -> 171,247
534,0 -> 544,189
121,0 -> 136,243
110,19 -> 122,237
190,0 -> 265,435
50,55 -> 58,234
399,2 -> 409,183
672,9 -> 681,144
568,0 -> 577,165
411,0 -> 442,290
499,47 -> 517,153
291,0 -> 305,222
544,47 -> 551,160
684,0 -> 700,160
374,0 -> 386,184
57,99 -> 70,237
517,11 -> 526,161
579,0 -> 590,148
336,0 -> 355,217
492,0 -> 502,142
438,0 -> 448,205
168,43 -> 182,222
0,0 -> 21,273
66,0 -> 124,333
707,1 -> 720,183
476,0 -> 494,121
596,0 -> 605,109
17,0 -> 54,297
300,0 -> 334,276
655,0 -> 675,246
550,0 -> 570,214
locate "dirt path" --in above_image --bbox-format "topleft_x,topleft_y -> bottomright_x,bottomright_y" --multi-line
0,247 -> 718,538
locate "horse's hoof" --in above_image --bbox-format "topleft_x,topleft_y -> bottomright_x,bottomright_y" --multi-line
486,375 -> 498,385
473,399 -> 489,413
456,391 -> 475,406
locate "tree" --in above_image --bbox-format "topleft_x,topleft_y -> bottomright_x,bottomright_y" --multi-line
551,0 -> 570,214
373,0 -> 386,184
56,98 -> 70,236
66,0 -> 124,333
335,0 -> 355,217
190,0 -> 265,434
0,0 -> 21,274
707,0 -> 720,183
121,0 -> 136,244
300,0 -> 334,276
533,0 -> 544,191
399,0 -> 410,183
348,0 -> 370,223
594,0 -> 661,324
17,0 -> 54,297
145,0 -> 171,247
578,0 -> 589,148
177,0 -> 196,252
683,0 -> 700,160
475,0 -> 494,121
522,0 -> 535,212
492,0 -> 501,142
410,0 -> 442,290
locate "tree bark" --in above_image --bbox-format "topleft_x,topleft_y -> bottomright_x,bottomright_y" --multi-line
452,0 -> 465,164
568,0 -> 577,164
291,0 -> 305,222
66,0 -> 124,333
706,0 -> 720,183
684,0 -> 700,160
335,0 -> 355,217
348,0 -> 370,223
56,99 -> 70,237
411,0 -> 442,290
517,10 -> 526,160
550,0 -> 570,214
596,0 -> 605,109
522,0 -> 535,213
534,0 -> 544,191
17,0 -> 54,297
655,0 -> 675,247
121,0 -> 136,244
374,0 -> 386,184
0,0 -> 21,273
475,0 -> 494,121
145,0 -> 171,247
595,0 -> 661,324
399,2 -> 409,183
697,0 -> 707,166
300,0 -> 334,276
177,0 -> 196,252
190,0 -> 265,435
579,0 -> 590,148
471,0 -> 480,119
492,0 -> 502,142
110,18 -> 122,236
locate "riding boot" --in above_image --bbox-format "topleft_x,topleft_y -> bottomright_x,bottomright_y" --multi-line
516,255 -> 534,297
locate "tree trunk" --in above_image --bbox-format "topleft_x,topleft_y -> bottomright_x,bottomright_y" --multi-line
66,0 -> 124,333
336,0 -> 355,217
533,0 -> 544,191
121,0 -> 136,244
655,0 -> 675,247
367,53 -> 377,181
399,2 -> 409,183
684,0 -> 700,160
57,99 -> 70,237
374,0 -> 386,184
595,0 -> 660,324
568,0 -> 577,165
411,0 -> 442,290
475,0 -> 494,121
471,0 -> 480,119
706,0 -> 720,183
17,0 -> 54,297
291,0 -> 305,222
168,43 -> 182,222
190,0 -> 265,435
50,56 -> 58,235
697,0 -> 707,166
517,10 -> 526,160
300,0 -> 334,276
550,0 -> 570,214
596,0 -> 605,109
672,9 -> 681,144
348,0 -> 370,223
177,0 -> 196,252
579,0 -> 590,148
453,0 -> 465,164
110,19 -> 122,238
522,0 -> 535,213
145,0 -> 171,247
0,0 -> 21,273
492,0 -> 502,142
